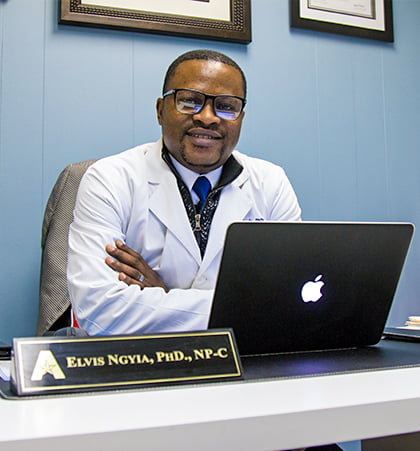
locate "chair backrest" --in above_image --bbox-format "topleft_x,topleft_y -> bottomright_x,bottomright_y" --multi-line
36,159 -> 97,336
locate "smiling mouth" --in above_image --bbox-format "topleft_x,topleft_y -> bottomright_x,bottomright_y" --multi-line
186,128 -> 222,141
188,133 -> 220,140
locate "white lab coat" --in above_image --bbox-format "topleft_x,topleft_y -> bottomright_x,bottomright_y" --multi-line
67,139 -> 301,335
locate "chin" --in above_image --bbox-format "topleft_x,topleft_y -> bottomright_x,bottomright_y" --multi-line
183,149 -> 224,170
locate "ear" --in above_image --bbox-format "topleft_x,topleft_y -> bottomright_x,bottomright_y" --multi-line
156,97 -> 164,126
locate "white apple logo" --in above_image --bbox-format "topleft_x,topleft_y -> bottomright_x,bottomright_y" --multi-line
301,274 -> 324,303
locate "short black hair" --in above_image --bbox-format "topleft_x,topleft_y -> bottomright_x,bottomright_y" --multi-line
162,49 -> 247,99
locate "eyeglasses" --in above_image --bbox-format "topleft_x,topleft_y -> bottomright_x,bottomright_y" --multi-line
162,88 -> 246,121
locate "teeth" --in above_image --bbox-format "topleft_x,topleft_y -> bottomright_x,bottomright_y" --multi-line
190,133 -> 217,139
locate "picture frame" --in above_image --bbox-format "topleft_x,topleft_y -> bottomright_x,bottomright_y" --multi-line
290,0 -> 394,42
59,0 -> 251,44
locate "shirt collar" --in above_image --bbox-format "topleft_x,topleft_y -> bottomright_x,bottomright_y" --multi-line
168,154 -> 223,191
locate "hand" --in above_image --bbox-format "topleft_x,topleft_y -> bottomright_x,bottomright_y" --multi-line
105,240 -> 168,292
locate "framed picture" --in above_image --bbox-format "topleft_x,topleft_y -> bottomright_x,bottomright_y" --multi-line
290,0 -> 394,42
59,0 -> 251,44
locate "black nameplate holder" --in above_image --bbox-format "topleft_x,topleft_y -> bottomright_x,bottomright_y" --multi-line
10,329 -> 242,396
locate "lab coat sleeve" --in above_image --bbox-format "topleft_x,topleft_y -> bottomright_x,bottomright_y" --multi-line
270,166 -> 302,221
237,152 -> 302,222
67,160 -> 213,336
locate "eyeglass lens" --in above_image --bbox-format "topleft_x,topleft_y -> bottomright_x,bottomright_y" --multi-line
175,90 -> 243,120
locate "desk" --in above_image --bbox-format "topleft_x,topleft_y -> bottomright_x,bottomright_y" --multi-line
1,340 -> 419,450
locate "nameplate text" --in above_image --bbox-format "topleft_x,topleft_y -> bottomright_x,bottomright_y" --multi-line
10,329 -> 242,396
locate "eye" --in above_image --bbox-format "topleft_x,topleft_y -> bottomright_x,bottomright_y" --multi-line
181,97 -> 199,107
177,92 -> 203,112
215,101 -> 235,112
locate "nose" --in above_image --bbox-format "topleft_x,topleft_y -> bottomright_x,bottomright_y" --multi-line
193,99 -> 220,125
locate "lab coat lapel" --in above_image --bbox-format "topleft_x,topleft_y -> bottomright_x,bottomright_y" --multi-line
146,148 -> 201,265
201,171 -> 252,272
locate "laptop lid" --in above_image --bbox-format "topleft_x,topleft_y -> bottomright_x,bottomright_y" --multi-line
209,222 -> 414,355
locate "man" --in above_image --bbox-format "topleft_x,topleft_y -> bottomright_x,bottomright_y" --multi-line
67,49 -> 301,336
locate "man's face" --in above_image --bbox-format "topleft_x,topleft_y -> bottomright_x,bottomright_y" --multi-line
156,59 -> 245,174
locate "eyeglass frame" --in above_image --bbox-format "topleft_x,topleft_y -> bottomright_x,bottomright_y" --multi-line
162,88 -> 246,121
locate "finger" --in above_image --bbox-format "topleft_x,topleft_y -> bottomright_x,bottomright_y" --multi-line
118,272 -> 144,288
115,240 -> 148,264
119,272 -> 153,289
105,257 -> 144,282
105,256 -> 116,269
106,244 -> 145,271
105,246 -> 166,291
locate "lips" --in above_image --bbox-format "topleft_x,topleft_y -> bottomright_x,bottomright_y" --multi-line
186,128 -> 222,147
187,128 -> 222,140
189,133 -> 218,140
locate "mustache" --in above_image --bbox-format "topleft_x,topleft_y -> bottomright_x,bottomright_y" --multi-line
189,119 -> 221,131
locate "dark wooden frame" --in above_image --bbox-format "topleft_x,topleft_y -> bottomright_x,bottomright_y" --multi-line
290,0 -> 394,42
59,0 -> 251,44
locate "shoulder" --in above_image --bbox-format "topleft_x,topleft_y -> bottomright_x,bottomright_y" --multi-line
90,141 -> 159,173
232,150 -> 302,221
231,149 -> 297,198
81,141 -> 161,185
75,141 -> 162,202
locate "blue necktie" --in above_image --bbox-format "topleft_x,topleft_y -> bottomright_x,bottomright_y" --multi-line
192,176 -> 211,212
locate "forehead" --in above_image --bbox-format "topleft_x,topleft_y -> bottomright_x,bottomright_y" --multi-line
167,59 -> 245,97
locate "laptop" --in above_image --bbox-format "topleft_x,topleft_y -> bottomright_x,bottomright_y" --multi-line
209,222 -> 414,355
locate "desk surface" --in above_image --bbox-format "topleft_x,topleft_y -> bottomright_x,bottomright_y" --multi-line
1,339 -> 420,451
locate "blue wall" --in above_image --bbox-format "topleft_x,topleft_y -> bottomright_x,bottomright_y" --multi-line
0,0 -> 419,342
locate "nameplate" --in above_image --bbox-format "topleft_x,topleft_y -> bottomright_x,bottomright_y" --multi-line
10,329 -> 242,396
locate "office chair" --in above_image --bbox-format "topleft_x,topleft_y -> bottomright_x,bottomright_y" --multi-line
36,159 -> 97,336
